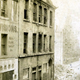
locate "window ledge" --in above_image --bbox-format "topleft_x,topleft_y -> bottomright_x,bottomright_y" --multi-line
0,16 -> 9,21
18,52 -> 53,58
38,23 -> 43,26
50,26 -> 52,28
23,19 -> 30,22
43,24 -> 47,27
32,21 -> 38,24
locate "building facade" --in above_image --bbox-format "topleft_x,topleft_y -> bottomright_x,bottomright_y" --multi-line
18,0 -> 56,80
0,0 -> 18,80
0,0 -> 56,80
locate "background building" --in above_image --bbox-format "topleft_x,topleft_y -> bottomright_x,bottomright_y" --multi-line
0,0 -> 18,80
18,0 -> 56,80
52,0 -> 80,80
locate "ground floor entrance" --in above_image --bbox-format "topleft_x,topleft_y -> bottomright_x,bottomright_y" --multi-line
0,70 -> 14,80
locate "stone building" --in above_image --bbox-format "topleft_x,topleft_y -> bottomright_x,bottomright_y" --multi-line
0,0 -> 18,80
0,0 -> 56,80
18,0 -> 56,80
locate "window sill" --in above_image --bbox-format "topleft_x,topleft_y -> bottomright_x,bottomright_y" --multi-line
32,21 -> 38,24
43,24 -> 47,27
38,23 -> 43,26
18,52 -> 53,58
0,16 -> 9,21
50,26 -> 52,28
23,19 -> 30,22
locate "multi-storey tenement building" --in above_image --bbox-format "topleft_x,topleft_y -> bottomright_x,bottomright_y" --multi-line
0,0 -> 56,80
18,0 -> 56,80
0,0 -> 18,80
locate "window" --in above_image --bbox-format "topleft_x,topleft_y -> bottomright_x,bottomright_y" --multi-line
23,68 -> 29,80
33,3 -> 37,21
32,67 -> 36,80
0,66 -> 2,71
23,33 -> 28,53
33,34 -> 36,53
43,63 -> 47,73
24,0 -> 29,19
12,0 -> 17,21
50,11 -> 52,26
39,6 -> 42,23
44,8 -> 47,25
0,1 -> 1,16
43,63 -> 47,80
1,34 -> 7,55
38,34 -> 42,52
38,66 -> 42,80
2,71 -> 14,80
49,36 -> 52,52
43,35 -> 46,52
1,0 -> 8,17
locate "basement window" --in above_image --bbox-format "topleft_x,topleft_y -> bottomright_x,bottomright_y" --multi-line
24,0 -> 29,19
23,33 -> 28,53
33,34 -> 36,53
44,8 -> 47,25
33,3 -> 37,22
1,34 -> 7,55
38,34 -> 42,52
39,6 -> 42,23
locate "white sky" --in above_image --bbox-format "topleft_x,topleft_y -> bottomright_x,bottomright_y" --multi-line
51,0 -> 80,31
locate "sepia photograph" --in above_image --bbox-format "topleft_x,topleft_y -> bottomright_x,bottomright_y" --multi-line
0,0 -> 80,80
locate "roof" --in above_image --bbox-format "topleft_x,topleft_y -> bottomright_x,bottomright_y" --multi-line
42,0 -> 57,9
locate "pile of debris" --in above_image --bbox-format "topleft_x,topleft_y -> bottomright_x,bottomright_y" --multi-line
54,64 -> 77,80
